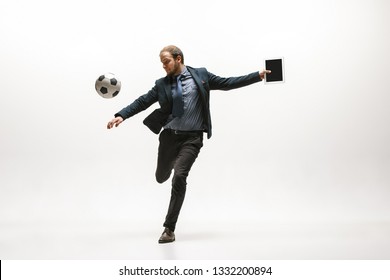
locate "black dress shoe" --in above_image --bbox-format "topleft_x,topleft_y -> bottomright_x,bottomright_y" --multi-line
158,227 -> 175,243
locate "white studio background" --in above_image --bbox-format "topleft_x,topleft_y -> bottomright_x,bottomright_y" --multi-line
0,0 -> 390,259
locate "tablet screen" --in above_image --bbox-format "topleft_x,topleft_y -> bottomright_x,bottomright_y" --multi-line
265,58 -> 284,83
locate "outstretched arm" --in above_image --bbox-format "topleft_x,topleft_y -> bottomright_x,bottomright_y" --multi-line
208,69 -> 271,90
106,83 -> 159,130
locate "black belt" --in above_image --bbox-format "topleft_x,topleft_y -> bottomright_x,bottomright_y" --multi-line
165,129 -> 204,137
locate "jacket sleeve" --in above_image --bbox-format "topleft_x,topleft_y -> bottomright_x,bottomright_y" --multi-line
115,84 -> 159,120
207,71 -> 261,91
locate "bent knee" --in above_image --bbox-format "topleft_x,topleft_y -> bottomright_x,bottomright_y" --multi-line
156,177 -> 166,184
156,172 -> 171,184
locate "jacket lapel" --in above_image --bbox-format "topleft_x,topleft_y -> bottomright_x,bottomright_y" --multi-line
187,67 -> 207,98
162,76 -> 173,104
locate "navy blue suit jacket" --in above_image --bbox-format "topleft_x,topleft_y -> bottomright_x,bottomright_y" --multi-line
115,66 -> 261,139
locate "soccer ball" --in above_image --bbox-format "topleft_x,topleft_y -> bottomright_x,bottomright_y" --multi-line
95,73 -> 121,98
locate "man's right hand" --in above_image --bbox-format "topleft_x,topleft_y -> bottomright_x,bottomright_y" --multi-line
107,116 -> 124,129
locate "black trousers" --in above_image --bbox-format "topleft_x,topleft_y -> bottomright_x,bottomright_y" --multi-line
155,129 -> 203,231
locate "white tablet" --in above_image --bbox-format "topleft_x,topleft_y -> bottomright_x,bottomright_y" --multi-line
264,57 -> 285,84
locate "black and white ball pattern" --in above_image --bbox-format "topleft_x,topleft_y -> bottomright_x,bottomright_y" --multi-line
95,73 -> 121,98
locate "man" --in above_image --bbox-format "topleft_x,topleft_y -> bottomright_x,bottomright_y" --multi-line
107,45 -> 270,243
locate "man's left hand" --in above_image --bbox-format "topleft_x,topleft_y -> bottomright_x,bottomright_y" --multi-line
260,69 -> 271,80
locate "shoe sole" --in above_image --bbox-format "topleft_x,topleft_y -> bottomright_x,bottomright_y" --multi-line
158,238 -> 175,244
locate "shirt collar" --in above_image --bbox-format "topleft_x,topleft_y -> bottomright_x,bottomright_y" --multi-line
170,66 -> 188,82
180,66 -> 188,76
